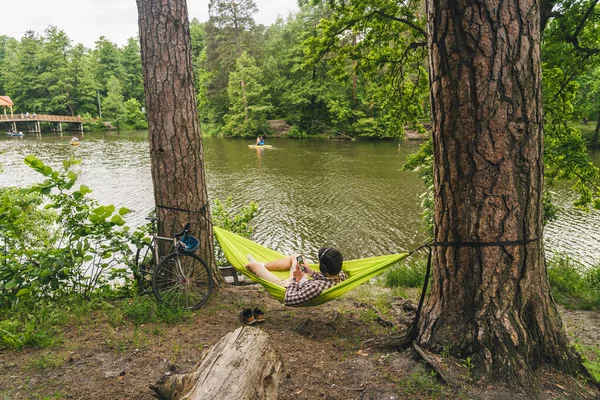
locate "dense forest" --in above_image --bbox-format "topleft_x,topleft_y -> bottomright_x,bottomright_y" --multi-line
0,0 -> 598,142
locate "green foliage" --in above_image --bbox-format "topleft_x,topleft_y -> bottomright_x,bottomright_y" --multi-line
212,197 -> 258,267
0,302 -> 67,350
123,98 -> 148,129
93,37 -> 125,94
543,66 -> 600,212
224,51 -> 273,137
382,259 -> 426,288
121,296 -> 192,325
462,356 -> 474,378
202,0 -> 261,123
286,125 -> 308,138
0,29 -> 141,121
303,0 -> 429,138
263,4 -> 337,134
572,340 -> 600,383
397,371 -> 446,398
547,256 -> 600,310
0,156 -> 133,309
541,1 -> 600,210
120,38 -> 144,103
212,196 -> 258,236
403,139 -> 434,235
102,76 -> 125,128
28,352 -> 65,370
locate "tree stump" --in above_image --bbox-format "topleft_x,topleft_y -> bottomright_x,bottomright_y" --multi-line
152,326 -> 283,400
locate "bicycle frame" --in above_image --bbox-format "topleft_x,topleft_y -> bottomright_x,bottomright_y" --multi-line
145,217 -> 186,262
150,234 -> 178,264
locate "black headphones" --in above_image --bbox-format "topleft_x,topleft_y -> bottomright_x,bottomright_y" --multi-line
318,248 -> 331,275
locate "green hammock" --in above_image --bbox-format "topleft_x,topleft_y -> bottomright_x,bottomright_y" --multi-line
214,226 -> 409,307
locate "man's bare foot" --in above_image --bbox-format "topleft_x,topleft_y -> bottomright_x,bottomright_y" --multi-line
245,261 -> 264,274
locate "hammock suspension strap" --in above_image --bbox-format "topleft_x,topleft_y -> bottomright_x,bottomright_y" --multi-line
407,236 -> 541,341
156,202 -> 210,216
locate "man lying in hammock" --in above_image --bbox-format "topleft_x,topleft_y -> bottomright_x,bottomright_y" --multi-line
245,247 -> 347,306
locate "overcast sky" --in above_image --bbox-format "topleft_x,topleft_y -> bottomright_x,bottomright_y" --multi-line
2,0 -> 299,48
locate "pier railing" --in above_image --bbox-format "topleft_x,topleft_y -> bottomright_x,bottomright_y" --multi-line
0,114 -> 83,123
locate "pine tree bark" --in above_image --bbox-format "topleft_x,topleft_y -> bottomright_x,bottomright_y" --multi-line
136,0 -> 222,284
420,0 -> 588,386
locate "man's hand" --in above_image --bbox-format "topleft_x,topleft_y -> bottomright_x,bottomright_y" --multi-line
303,264 -> 314,276
292,265 -> 304,281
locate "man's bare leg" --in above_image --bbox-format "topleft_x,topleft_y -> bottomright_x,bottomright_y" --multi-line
264,256 -> 296,271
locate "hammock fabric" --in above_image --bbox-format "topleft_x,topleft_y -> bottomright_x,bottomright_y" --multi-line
214,226 -> 409,307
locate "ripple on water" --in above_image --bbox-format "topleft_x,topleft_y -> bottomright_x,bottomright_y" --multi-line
1,134 -> 599,267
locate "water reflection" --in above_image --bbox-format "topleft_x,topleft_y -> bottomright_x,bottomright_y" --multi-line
1,131 -> 599,267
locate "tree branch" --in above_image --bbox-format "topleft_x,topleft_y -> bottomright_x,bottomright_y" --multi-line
373,10 -> 426,37
565,0 -> 600,56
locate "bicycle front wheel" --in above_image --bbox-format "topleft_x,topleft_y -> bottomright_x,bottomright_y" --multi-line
152,252 -> 214,310
134,243 -> 155,295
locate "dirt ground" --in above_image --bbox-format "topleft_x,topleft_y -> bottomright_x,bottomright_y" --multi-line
0,285 -> 598,400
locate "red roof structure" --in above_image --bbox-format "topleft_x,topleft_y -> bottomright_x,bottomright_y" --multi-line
0,96 -> 13,107
0,96 -> 14,117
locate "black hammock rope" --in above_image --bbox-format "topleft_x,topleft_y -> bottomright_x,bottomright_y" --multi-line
155,202 -> 211,234
406,235 -> 541,341
156,202 -> 210,216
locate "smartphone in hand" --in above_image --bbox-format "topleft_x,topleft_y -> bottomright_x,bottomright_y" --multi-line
296,255 -> 306,272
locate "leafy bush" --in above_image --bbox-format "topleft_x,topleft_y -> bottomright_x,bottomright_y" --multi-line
0,156 -> 134,308
286,125 -> 308,138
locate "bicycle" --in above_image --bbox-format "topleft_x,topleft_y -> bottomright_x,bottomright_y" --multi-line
134,217 -> 214,310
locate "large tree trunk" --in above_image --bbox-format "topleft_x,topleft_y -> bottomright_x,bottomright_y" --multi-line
152,327 -> 283,400
419,0 -> 588,386
136,0 -> 223,284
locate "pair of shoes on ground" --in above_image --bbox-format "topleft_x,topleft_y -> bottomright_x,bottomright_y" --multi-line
240,307 -> 265,325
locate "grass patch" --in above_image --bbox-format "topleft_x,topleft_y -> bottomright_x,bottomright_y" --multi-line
382,259 -> 426,288
0,308 -> 65,350
121,296 -> 192,325
28,352 -> 65,370
397,371 -> 447,398
547,256 -> 600,310
0,295 -> 144,351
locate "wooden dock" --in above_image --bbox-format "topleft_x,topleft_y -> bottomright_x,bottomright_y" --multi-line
0,114 -> 84,133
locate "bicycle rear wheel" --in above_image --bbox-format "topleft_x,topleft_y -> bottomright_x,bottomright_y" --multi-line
152,252 -> 214,310
134,243 -> 155,295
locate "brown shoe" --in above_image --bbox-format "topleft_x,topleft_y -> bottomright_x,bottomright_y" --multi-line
253,308 -> 265,323
240,308 -> 256,325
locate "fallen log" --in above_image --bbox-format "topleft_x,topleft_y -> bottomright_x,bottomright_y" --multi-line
151,326 -> 283,400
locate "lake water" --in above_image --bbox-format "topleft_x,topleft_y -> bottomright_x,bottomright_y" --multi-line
1,131 -> 599,267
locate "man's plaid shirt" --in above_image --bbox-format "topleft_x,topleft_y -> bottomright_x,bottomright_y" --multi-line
283,271 -> 347,306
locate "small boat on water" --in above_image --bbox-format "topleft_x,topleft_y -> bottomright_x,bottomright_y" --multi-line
6,131 -> 24,137
70,137 -> 81,146
248,144 -> 273,149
